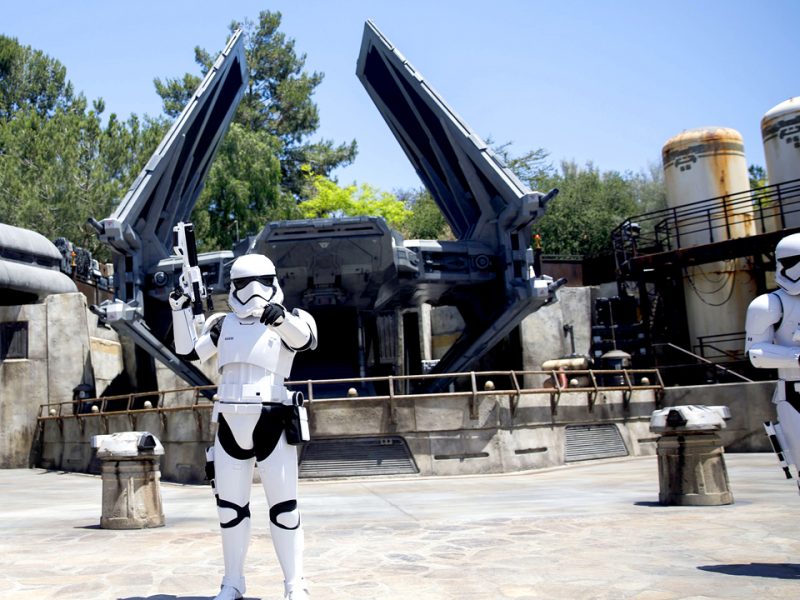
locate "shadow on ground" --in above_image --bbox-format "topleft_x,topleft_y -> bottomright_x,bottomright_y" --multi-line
117,596 -> 213,600
118,596 -> 261,600
698,563 -> 800,579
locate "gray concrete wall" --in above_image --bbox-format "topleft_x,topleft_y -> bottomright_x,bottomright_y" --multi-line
1,293 -> 125,468
38,386 -> 660,482
39,406 -> 214,483
1,294 -> 99,467
519,286 -> 594,387
45,294 -> 94,403
88,313 -> 124,395
661,380 -> 776,452
36,380 -> 778,483
0,303 -> 48,468
396,388 -> 659,477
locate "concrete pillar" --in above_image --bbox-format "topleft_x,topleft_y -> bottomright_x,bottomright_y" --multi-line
650,405 -> 733,506
655,432 -> 733,506
99,456 -> 165,529
92,432 -> 165,529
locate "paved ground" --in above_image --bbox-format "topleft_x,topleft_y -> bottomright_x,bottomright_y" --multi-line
2,453 -> 799,600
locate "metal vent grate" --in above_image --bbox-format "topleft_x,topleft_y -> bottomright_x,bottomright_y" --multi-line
299,436 -> 418,478
565,424 -> 628,462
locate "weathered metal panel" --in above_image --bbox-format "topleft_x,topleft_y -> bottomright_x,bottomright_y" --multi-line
565,424 -> 628,462
299,436 -> 418,478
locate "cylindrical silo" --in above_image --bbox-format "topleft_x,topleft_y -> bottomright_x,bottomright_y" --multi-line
662,127 -> 755,244
762,98 -> 800,227
661,127 -> 757,351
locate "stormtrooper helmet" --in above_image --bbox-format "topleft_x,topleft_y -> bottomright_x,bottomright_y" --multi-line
775,233 -> 800,296
228,254 -> 284,318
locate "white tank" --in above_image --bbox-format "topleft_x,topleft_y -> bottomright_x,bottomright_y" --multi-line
662,127 -> 754,245
661,127 -> 757,350
761,96 -> 800,189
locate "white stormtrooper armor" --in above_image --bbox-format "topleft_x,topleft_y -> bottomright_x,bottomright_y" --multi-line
746,233 -> 800,483
171,253 -> 317,600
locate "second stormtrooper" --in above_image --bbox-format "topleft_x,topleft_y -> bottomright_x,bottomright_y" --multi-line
746,232 -> 800,487
171,252 -> 317,600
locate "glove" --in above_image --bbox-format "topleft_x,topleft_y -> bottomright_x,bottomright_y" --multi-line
169,288 -> 191,311
260,303 -> 286,326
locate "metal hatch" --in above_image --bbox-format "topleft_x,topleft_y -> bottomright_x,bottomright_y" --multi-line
565,424 -> 628,462
356,20 -> 545,253
299,436 -> 418,478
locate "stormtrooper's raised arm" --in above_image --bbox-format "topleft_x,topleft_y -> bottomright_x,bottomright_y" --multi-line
170,290 -> 225,361
259,303 -> 318,351
747,233 -> 800,372
746,292 -> 800,369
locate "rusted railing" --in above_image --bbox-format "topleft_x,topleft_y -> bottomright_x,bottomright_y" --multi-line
38,368 -> 665,432
612,178 -> 800,273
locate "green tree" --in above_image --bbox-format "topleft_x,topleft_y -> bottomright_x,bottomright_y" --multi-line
629,162 -> 668,214
528,161 -> 638,257
193,123 -> 288,252
498,142 -> 666,257
154,10 -> 358,250
299,171 -> 411,230
0,35 -> 74,120
491,143 -> 556,192
0,36 -> 166,254
749,164 -> 767,189
396,188 -> 452,240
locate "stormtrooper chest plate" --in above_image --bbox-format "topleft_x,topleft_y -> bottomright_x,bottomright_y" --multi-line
217,315 -> 283,374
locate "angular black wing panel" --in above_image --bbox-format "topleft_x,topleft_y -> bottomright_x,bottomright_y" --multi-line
90,31 -> 248,393
357,21 -> 563,387
356,20 -> 543,250
96,30 -> 248,299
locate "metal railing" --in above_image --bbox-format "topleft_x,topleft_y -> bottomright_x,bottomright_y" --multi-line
37,368 -> 665,430
612,178 -> 800,272
693,331 -> 746,362
653,342 -> 751,383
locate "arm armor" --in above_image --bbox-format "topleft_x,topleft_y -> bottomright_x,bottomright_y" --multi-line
746,293 -> 799,369
172,309 -> 225,362
172,306 -> 197,357
273,308 -> 318,352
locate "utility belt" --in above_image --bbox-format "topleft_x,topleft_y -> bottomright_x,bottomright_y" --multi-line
212,391 -> 309,445
216,381 -> 290,404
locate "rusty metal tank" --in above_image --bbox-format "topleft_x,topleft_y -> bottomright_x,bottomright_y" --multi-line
762,97 -> 800,192
661,127 -> 757,351
662,127 -> 754,245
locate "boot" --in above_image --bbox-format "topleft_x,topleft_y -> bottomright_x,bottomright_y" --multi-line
214,584 -> 243,600
284,580 -> 310,599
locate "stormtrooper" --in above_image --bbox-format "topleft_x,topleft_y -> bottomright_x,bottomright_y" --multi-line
170,253 -> 317,600
746,232 -> 800,485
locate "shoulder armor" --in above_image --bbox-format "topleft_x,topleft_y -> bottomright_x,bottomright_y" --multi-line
201,312 -> 228,336
746,293 -> 783,336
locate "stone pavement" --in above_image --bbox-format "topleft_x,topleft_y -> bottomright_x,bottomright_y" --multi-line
2,453 -> 799,600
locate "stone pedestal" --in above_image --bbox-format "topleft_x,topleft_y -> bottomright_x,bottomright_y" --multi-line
656,432 -> 733,506
100,457 -> 165,529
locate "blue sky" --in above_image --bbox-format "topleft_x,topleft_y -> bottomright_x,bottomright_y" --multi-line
3,1 -> 798,193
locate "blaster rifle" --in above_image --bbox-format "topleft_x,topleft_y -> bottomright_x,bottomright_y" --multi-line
172,222 -> 207,327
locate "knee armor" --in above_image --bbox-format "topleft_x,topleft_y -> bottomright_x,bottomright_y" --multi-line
270,499 -> 300,530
